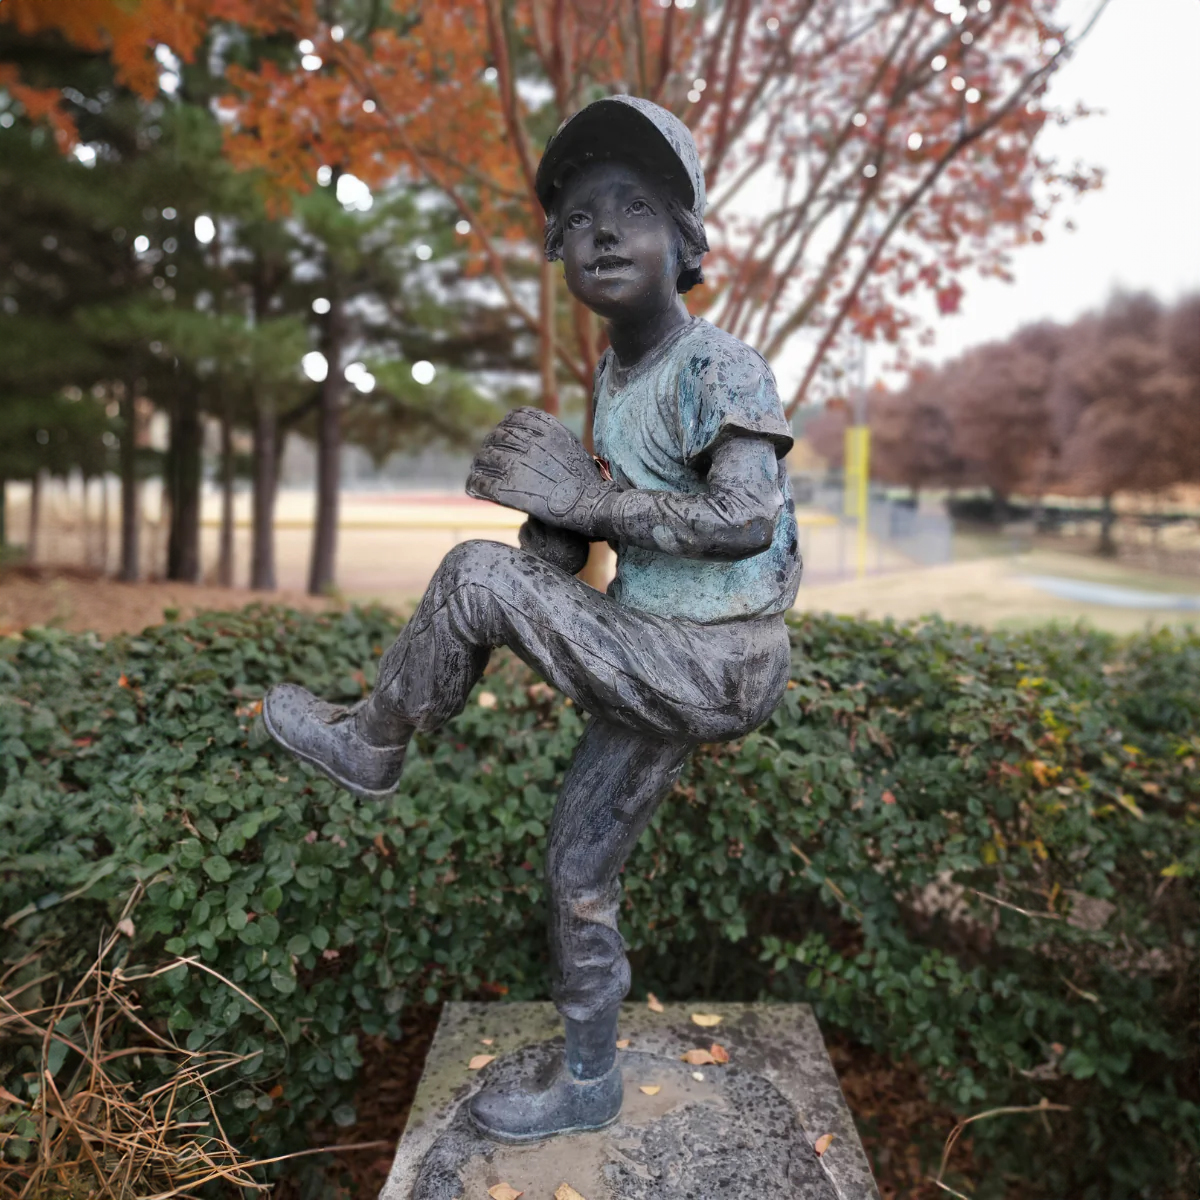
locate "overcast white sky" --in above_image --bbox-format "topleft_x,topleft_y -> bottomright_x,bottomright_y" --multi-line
924,0 -> 1200,362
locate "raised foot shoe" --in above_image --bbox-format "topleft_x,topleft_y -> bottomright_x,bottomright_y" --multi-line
261,683 -> 410,799
468,1058 -> 623,1144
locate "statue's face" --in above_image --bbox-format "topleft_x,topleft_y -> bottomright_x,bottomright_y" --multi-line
557,160 -> 680,321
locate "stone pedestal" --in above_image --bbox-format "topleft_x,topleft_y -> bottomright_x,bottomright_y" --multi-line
381,1002 -> 880,1200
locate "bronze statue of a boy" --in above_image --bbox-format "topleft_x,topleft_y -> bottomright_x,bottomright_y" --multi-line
263,96 -> 801,1144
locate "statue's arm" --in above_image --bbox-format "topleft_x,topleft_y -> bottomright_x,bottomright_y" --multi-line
601,435 -> 782,561
466,408 -> 781,560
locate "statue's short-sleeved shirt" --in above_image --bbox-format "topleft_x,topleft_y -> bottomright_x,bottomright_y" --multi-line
592,318 -> 801,623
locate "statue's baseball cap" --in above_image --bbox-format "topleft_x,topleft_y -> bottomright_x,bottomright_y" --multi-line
535,95 -> 706,225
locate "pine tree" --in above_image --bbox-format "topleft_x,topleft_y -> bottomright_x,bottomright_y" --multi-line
3,11 -> 533,593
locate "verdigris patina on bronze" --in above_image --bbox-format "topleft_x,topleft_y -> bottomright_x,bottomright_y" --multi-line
263,96 -> 802,1148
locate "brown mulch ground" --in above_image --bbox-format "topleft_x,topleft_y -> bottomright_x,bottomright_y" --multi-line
274,1007 -> 442,1200
286,1011 -> 974,1200
829,1035 -> 977,1198
0,566 -> 333,638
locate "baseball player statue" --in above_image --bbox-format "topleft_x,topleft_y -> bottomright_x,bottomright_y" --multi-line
262,96 -> 802,1144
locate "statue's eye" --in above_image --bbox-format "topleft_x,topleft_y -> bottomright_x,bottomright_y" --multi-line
628,199 -> 651,215
567,211 -> 589,229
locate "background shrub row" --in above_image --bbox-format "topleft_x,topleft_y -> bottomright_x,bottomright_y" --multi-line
1,606 -> 1197,1198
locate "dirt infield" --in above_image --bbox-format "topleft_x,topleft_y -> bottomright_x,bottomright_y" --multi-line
4,541 -> 1199,640
795,550 -> 1200,633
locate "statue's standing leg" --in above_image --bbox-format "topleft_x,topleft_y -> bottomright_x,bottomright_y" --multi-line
468,718 -> 690,1143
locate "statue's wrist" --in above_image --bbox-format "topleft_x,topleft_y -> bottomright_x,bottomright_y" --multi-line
576,482 -> 622,540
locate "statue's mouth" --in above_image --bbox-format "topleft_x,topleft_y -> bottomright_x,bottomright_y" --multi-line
587,255 -> 634,277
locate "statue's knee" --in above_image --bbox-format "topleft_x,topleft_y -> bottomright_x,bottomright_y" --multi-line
548,857 -> 619,920
438,539 -> 514,585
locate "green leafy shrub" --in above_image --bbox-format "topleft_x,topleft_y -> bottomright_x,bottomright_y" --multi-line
1,606 -> 1196,1199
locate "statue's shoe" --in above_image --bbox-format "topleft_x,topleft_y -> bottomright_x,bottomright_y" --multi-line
261,683 -> 409,799
468,1059 -> 623,1144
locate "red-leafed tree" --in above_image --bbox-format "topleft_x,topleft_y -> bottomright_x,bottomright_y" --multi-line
871,370 -> 966,499
947,320 -> 1063,512
803,396 -> 851,471
1051,294 -> 1196,553
870,292 -> 1200,555
803,374 -> 964,500
202,0 -> 1108,417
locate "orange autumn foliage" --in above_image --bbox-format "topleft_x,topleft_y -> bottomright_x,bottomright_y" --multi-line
5,0 -> 1110,414
211,1 -> 1107,411
0,0 -> 209,144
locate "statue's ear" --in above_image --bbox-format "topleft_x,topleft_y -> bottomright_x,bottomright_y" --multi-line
543,210 -> 564,263
678,236 -> 704,273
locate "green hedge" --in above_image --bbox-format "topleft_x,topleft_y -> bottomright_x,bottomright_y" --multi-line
1,606 -> 1197,1198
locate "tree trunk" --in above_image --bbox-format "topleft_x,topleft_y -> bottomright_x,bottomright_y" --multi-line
574,298 -> 599,451
0,477 -> 6,554
1031,493 -> 1046,533
166,390 -> 202,582
539,257 -> 560,416
119,387 -> 140,582
251,399 -> 278,591
308,294 -> 344,596
100,473 -> 110,575
80,472 -> 93,570
1097,493 -> 1117,557
27,471 -> 41,564
218,407 -> 235,587
991,488 -> 1007,525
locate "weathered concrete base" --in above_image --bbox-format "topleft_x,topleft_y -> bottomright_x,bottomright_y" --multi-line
381,1002 -> 880,1200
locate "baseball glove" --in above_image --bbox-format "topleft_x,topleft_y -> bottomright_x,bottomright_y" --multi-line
466,406 -> 619,536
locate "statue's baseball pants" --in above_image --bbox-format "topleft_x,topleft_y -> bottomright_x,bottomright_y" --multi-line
371,539 -> 791,1022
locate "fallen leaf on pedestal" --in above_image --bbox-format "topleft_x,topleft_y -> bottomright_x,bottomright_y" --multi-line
680,1048 -> 716,1066
709,1042 -> 730,1064
487,1185 -> 523,1200
638,1084 -> 661,1096
554,1186 -> 587,1200
646,993 -> 664,1013
615,1038 -> 630,1049
690,1012 -> 722,1027
468,1054 -> 496,1070
814,1133 -> 835,1157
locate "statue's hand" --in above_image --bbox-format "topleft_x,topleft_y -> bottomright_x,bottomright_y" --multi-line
519,517 -> 590,575
466,407 -> 619,536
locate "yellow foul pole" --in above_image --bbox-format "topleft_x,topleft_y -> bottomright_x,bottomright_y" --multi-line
843,425 -> 871,579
